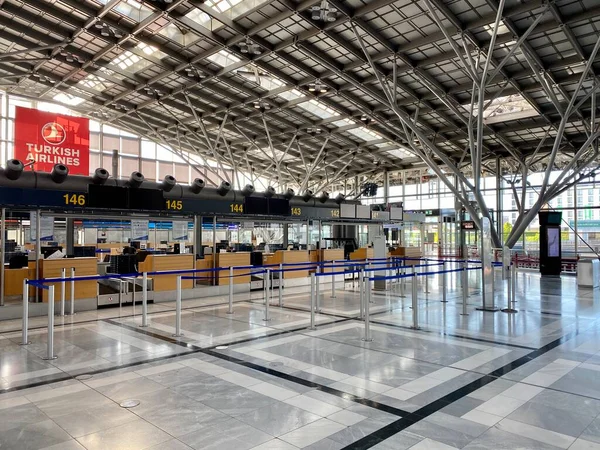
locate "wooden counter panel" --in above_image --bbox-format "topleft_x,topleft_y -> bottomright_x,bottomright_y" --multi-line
349,248 -> 374,261
321,249 -> 345,273
216,253 -> 251,285
145,254 -> 195,291
277,250 -> 309,279
41,258 -> 98,302
4,268 -> 28,296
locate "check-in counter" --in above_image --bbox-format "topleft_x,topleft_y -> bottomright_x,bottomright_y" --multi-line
39,257 -> 98,302
320,249 -> 345,273
390,246 -> 422,264
349,247 -> 374,260
267,250 -> 310,279
215,252 -> 251,285
138,254 -> 194,291
3,267 -> 29,297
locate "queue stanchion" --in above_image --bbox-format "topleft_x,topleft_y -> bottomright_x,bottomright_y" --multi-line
501,264 -> 518,313
44,285 -> 57,360
60,268 -> 66,316
367,261 -> 374,304
362,275 -> 373,341
461,262 -> 469,316
512,263 -> 517,302
441,262 -> 448,303
310,272 -> 316,330
330,261 -> 336,299
132,275 -> 137,320
227,267 -> 234,314
278,263 -> 283,307
21,278 -> 29,345
69,268 -> 75,315
263,269 -> 271,322
358,268 -> 364,319
174,275 -> 183,336
411,272 -> 419,329
315,265 -> 321,312
141,272 -> 148,327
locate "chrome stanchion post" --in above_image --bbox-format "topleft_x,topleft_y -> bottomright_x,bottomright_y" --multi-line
44,286 -> 57,360
330,261 -> 336,299
278,263 -> 283,307
174,275 -> 183,336
362,275 -> 373,341
141,272 -> 148,327
310,272 -> 316,330
411,272 -> 419,329
512,263 -> 517,303
60,268 -> 66,316
441,262 -> 448,303
132,274 -> 136,320
69,268 -> 75,315
21,278 -> 29,345
502,263 -> 518,313
227,266 -> 234,314
359,268 -> 364,319
263,269 -> 271,322
315,265 -> 321,312
461,262 -> 469,316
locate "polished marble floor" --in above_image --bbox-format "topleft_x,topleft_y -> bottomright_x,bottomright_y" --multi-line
2,269 -> 600,449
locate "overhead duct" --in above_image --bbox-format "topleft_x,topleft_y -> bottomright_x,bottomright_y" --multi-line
302,190 -> 313,202
264,186 -> 276,198
5,159 -> 24,181
190,178 -> 205,194
283,188 -> 295,200
161,175 -> 176,192
241,184 -> 255,197
92,168 -> 109,185
50,164 -> 68,184
129,171 -> 144,188
318,192 -> 330,203
335,193 -> 346,205
216,181 -> 231,196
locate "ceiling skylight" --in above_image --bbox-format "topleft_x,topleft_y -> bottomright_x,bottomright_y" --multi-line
298,99 -> 339,119
78,74 -> 112,92
111,43 -> 165,73
207,49 -> 241,68
53,93 -> 85,106
159,23 -> 200,46
464,94 -> 536,124
96,0 -> 152,21
348,127 -> 383,142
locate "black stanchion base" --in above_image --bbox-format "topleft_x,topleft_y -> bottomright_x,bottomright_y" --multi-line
501,308 -> 518,313
410,326 -> 421,330
475,307 -> 500,312
361,338 -> 373,342
440,300 -> 449,303
43,356 -> 58,360
460,313 -> 469,316
20,342 -> 31,345
262,318 -> 271,322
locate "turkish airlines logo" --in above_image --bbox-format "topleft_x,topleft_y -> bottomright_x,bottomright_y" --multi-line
41,122 -> 66,145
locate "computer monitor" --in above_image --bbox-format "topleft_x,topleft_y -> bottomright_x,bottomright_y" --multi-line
8,253 -> 28,269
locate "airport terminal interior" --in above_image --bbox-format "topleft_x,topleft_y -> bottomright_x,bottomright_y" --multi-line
0,0 -> 599,449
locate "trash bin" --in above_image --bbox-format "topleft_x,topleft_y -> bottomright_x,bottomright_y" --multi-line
577,259 -> 600,288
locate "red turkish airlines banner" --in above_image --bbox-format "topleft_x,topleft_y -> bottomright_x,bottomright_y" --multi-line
14,106 -> 90,175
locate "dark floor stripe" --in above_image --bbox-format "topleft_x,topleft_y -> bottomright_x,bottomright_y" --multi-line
340,325 -> 590,449
103,317 -> 411,416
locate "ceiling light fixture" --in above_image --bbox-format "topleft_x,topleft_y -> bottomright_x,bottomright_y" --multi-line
308,80 -> 328,94
253,100 -> 271,112
307,127 -> 322,135
239,37 -> 262,56
95,21 -> 124,39
310,0 -> 338,22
